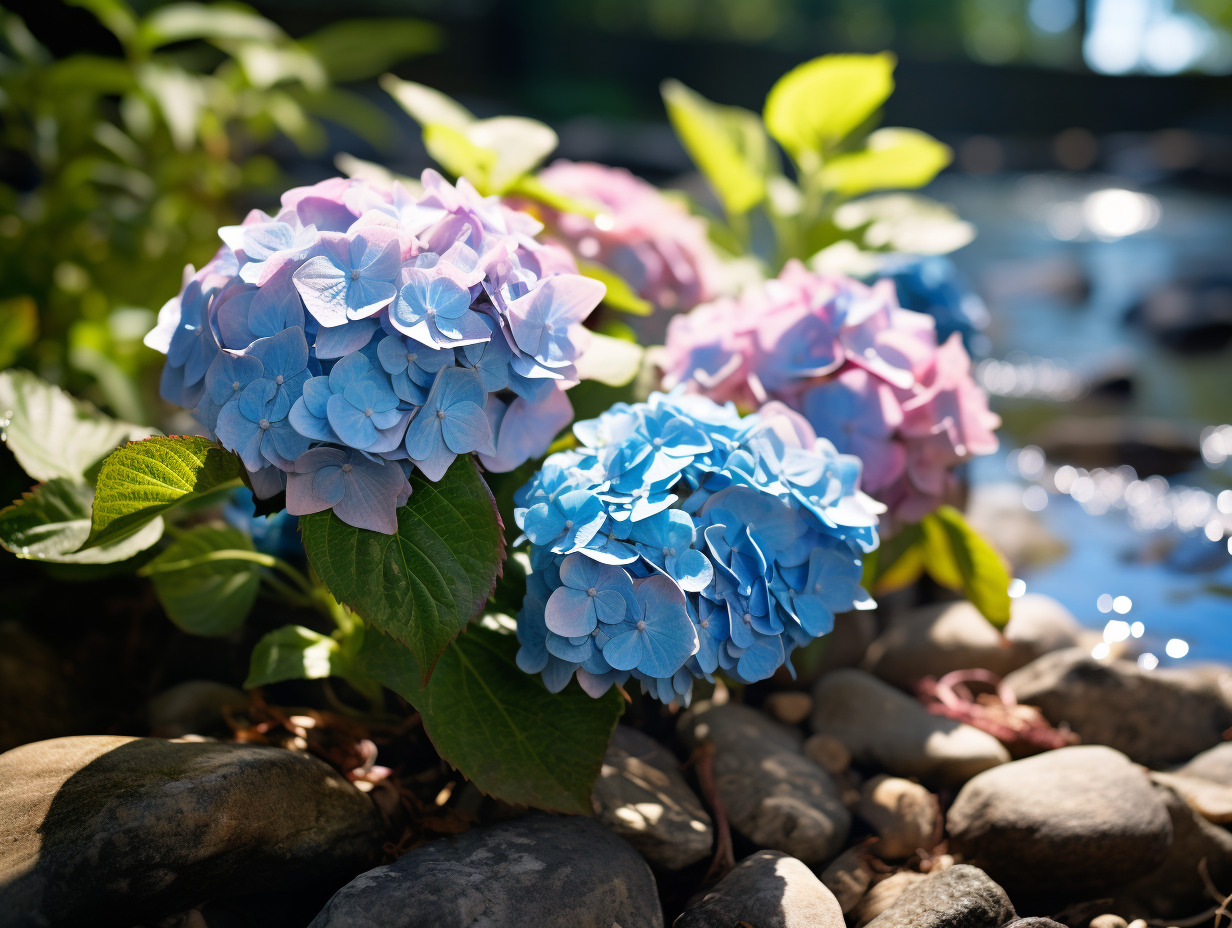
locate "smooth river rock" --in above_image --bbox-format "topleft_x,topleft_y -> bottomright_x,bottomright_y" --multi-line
946,745 -> 1174,893
308,814 -> 662,928
864,865 -> 1016,928
592,726 -> 713,870
678,702 -> 850,864
812,670 -> 1010,787
1004,648 -> 1232,767
1177,740 -> 1232,785
0,735 -> 383,928
855,775 -> 940,860
675,850 -> 845,928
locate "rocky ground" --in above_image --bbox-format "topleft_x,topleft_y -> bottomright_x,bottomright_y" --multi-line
4,592 -> 1232,927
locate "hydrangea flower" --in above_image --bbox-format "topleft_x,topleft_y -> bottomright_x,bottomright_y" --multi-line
662,261 -> 1000,524
513,391 -> 881,704
871,254 -> 991,358
145,170 -> 607,532
535,161 -> 722,323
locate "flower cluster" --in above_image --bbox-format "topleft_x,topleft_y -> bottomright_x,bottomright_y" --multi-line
145,171 -> 605,533
537,160 -> 721,316
661,261 -> 1000,524
872,254 -> 990,358
513,391 -> 880,705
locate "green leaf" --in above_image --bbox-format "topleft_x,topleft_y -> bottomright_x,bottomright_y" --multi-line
662,79 -> 768,217
140,525 -> 259,636
574,332 -> 645,388
420,119 -> 557,196
85,436 -> 244,550
920,505 -> 1012,628
0,369 -> 153,483
361,624 -> 623,813
507,175 -> 601,217
137,63 -> 205,151
820,128 -> 952,197
763,53 -> 896,165
300,19 -> 439,83
300,455 -> 505,683
136,2 -> 283,50
862,521 -> 925,594
576,261 -> 652,316
246,624 -> 343,687
381,75 -> 475,130
0,478 -> 163,564
832,194 -> 975,256
0,297 -> 37,369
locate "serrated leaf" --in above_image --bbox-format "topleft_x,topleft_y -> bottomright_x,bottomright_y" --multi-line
246,624 -> 343,687
0,477 -> 163,564
85,436 -> 244,550
764,53 -> 896,164
821,128 -> 952,197
300,455 -> 504,683
0,369 -> 154,482
140,524 -> 259,636
921,505 -> 1012,628
300,19 -> 439,83
381,75 -> 475,130
662,79 -> 768,217
360,624 -> 623,813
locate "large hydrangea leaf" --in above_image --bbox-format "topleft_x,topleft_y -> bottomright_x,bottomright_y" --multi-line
0,369 -> 154,482
300,455 -> 504,682
85,436 -> 245,549
140,524 -> 260,636
360,624 -> 623,813
0,478 -> 164,564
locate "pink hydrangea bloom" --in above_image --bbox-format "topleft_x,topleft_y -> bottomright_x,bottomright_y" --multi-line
662,260 -> 1000,524
537,160 -> 721,315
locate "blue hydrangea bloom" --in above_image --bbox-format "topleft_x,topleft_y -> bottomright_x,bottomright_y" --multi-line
513,391 -> 882,704
872,255 -> 990,357
145,172 -> 606,533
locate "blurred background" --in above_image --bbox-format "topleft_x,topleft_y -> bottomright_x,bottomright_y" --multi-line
3,0 -> 1231,664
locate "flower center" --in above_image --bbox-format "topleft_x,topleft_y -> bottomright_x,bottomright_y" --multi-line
700,619 -> 710,629
636,620 -> 646,631
652,437 -> 663,446
275,375 -> 284,385
406,352 -> 417,363
258,418 -> 270,430
350,269 -> 361,281
564,519 -> 574,529
544,322 -> 555,333
231,380 -> 241,391
436,409 -> 446,419
742,612 -> 752,625
591,628 -> 600,636
364,408 -> 373,417
341,463 -> 352,473
587,587 -> 597,597
664,547 -> 675,556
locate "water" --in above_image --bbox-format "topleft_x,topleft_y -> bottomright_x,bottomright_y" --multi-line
938,173 -> 1232,661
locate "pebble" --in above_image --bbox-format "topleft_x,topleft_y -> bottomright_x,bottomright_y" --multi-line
1112,783 -> 1232,917
675,850 -> 845,928
946,744 -> 1174,893
864,865 -> 1016,928
1005,921 -> 1068,928
764,691 -> 814,725
812,670 -> 1010,787
818,847 -> 874,914
1149,770 -> 1232,823
804,733 -> 851,775
147,680 -> 248,738
1176,740 -> 1232,785
854,873 -> 929,927
308,814 -> 662,928
678,703 -> 850,864
1004,648 -> 1232,767
1089,915 -> 1129,928
592,726 -> 713,870
856,775 -> 939,860
0,735 -> 383,928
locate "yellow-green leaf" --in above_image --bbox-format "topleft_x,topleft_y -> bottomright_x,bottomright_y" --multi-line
920,505 -> 1012,628
821,128 -> 952,197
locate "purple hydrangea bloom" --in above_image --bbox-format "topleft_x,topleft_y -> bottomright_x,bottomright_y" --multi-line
513,391 -> 881,704
145,171 -> 607,532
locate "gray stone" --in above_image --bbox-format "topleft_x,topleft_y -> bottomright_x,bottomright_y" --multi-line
946,745 -> 1174,893
854,873 -> 929,927
764,691 -> 814,725
812,670 -> 1010,787
1004,921 -> 1068,928
1149,770 -> 1232,823
856,775 -> 939,860
818,847 -> 874,914
864,865 -> 1016,928
675,850 -> 844,928
308,814 -> 662,928
1112,783 -> 1232,918
1002,594 -> 1085,658
1176,740 -> 1232,785
592,726 -> 712,870
1004,649 -> 1232,767
147,681 -> 248,738
0,735 -> 383,928
678,703 -> 850,864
